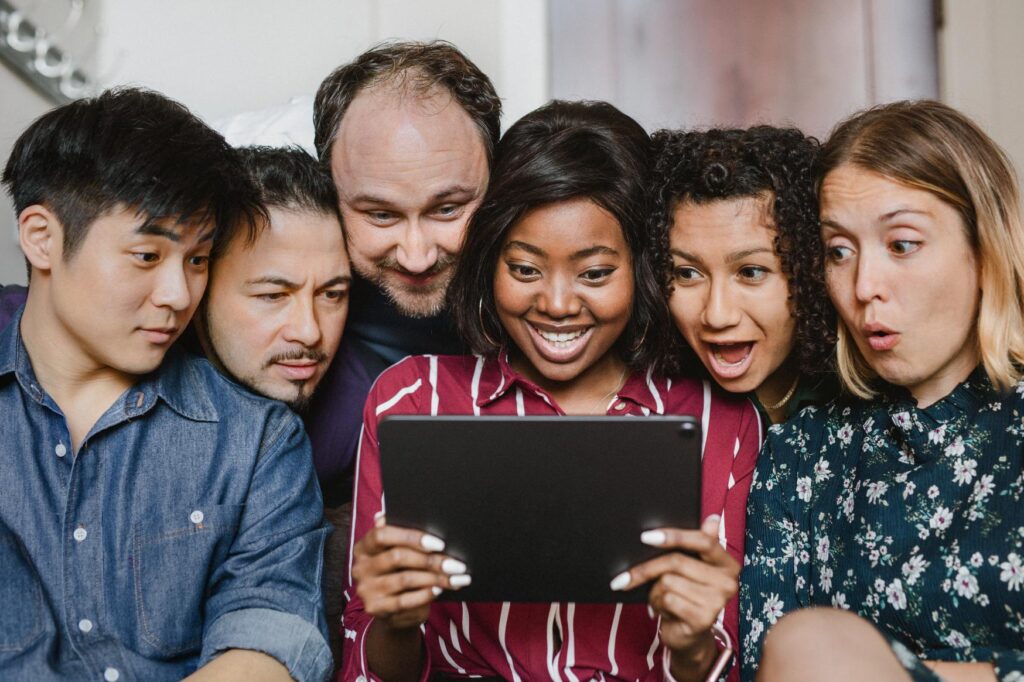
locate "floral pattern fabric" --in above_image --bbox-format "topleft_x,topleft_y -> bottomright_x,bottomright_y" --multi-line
740,367 -> 1024,681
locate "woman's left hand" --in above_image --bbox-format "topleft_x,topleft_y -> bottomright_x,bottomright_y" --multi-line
611,515 -> 738,658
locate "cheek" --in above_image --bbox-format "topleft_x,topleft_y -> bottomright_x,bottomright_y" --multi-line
492,271 -> 525,318
668,288 -> 701,337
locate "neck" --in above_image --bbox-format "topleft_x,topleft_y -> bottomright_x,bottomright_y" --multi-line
510,349 -> 629,415
21,286 -> 135,447
909,349 -> 980,408
755,357 -> 800,419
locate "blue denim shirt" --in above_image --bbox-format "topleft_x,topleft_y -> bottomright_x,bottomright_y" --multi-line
0,309 -> 331,681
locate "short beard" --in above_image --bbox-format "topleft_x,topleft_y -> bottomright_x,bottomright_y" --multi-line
369,253 -> 456,319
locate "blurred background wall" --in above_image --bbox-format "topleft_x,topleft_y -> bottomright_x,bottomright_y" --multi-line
1,0 -> 1022,284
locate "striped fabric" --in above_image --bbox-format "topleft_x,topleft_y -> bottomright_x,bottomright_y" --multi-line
341,353 -> 763,681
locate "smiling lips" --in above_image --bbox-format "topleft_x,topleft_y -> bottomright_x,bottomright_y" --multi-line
706,341 -> 755,379
527,323 -> 593,363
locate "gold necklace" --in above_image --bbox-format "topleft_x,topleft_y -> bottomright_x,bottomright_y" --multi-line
762,374 -> 800,411
595,366 -> 629,413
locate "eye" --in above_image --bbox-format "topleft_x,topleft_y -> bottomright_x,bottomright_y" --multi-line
365,210 -> 398,226
889,239 -> 921,256
432,204 -> 465,220
580,267 -> 615,283
133,252 -> 159,264
507,262 -> 540,280
322,289 -> 348,302
738,265 -> 768,282
673,265 -> 703,283
188,255 -> 210,268
826,245 -> 854,263
256,292 -> 287,302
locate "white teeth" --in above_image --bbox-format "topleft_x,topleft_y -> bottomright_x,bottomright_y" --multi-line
536,327 -> 586,347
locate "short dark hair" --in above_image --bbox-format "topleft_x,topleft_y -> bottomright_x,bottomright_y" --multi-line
2,87 -> 263,261
237,145 -> 340,218
313,40 -> 501,167
448,100 -> 667,372
648,126 -> 836,377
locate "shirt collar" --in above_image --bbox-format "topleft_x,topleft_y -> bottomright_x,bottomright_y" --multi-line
474,350 -> 663,414
0,307 -> 217,423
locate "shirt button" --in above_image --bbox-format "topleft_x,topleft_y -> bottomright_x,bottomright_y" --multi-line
55,443 -> 67,458
613,401 -> 627,411
103,667 -> 120,681
189,510 -> 205,525
73,527 -> 88,542
78,618 -> 93,633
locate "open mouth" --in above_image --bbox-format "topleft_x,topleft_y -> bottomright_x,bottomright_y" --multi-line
526,323 -> 593,363
706,342 -> 754,379
866,330 -> 900,352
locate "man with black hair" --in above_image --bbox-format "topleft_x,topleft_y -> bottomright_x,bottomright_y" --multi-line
0,88 -> 331,681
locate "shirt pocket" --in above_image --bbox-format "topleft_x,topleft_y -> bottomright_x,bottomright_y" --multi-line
0,529 -> 45,653
131,503 -> 243,656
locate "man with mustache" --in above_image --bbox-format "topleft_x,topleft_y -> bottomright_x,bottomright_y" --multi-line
308,40 -> 501,505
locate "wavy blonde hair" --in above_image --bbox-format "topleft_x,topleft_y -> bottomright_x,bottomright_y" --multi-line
818,100 -> 1024,397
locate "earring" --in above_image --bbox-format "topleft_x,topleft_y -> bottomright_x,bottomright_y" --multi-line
478,298 -> 500,349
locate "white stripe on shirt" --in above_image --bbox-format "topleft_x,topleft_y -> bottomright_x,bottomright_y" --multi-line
700,380 -> 711,460
564,602 -> 579,682
375,379 -> 423,415
429,355 -> 439,416
499,602 -> 521,682
646,367 -> 664,414
607,603 -> 622,676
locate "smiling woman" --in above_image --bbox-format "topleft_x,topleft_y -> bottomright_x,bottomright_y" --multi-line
340,100 -> 764,682
741,101 -> 1024,682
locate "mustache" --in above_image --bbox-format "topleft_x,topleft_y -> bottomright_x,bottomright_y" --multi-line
375,252 -> 456,277
264,348 -> 328,368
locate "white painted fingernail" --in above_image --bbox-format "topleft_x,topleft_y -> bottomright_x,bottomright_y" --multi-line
421,534 -> 445,552
431,586 -> 442,597
641,530 -> 667,546
449,574 -> 472,589
704,514 -> 721,524
610,571 -> 630,591
441,558 -> 467,575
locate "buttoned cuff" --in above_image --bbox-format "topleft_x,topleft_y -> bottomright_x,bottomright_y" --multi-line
993,650 -> 1024,681
200,607 -> 332,682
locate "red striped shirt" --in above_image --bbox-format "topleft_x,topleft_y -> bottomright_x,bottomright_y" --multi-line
341,353 -> 763,681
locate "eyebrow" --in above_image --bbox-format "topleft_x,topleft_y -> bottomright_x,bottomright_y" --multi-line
504,241 -> 620,259
246,274 -> 352,289
348,185 -> 478,207
136,220 -> 214,244
822,208 -> 933,231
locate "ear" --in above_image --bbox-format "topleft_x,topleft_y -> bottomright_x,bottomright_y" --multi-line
18,204 -> 62,273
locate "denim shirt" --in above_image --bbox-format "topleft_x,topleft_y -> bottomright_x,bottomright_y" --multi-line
0,309 -> 332,681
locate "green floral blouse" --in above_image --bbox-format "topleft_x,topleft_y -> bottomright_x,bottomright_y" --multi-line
741,367 -> 1024,681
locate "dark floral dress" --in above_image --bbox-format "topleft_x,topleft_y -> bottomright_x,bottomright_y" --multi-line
741,367 -> 1024,681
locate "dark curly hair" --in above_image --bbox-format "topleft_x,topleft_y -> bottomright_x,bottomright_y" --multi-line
647,126 -> 836,378
448,100 -> 668,373
313,40 -> 501,168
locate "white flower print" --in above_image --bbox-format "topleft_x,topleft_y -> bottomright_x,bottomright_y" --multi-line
945,630 -> 970,648
813,458 -> 831,482
764,593 -> 784,624
970,553 -> 984,568
902,555 -> 929,586
816,535 -> 830,562
819,566 -> 833,593
842,492 -> 856,517
874,578 -> 886,593
749,619 -> 764,640
885,579 -> 908,610
990,555 -> 1000,566
928,423 -> 947,444
903,481 -> 917,499
866,481 -> 889,504
945,437 -> 966,458
974,474 -> 995,500
1000,553 -> 1024,591
953,458 -> 977,485
837,424 -> 854,445
954,566 -> 979,599
929,506 -> 953,531
862,417 -> 874,432
831,592 -> 849,609
927,485 -> 941,499
796,476 -> 812,502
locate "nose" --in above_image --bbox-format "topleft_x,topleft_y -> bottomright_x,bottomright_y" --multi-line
853,251 -> 888,303
151,263 -> 195,312
283,297 -> 322,347
700,279 -> 741,330
535,274 -> 582,319
395,219 -> 439,274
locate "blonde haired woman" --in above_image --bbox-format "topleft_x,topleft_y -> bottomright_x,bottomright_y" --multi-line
741,100 -> 1024,682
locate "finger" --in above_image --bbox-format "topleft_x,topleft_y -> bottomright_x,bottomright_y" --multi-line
374,511 -> 386,528
364,584 -> 439,619
649,573 -> 735,622
640,529 -> 737,571
650,586 -> 719,633
614,550 -> 738,591
358,524 -> 447,556
363,545 -> 467,579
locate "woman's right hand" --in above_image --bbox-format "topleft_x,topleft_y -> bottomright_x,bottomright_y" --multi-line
352,517 -> 471,631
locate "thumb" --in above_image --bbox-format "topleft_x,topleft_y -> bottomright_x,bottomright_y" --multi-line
701,514 -> 721,537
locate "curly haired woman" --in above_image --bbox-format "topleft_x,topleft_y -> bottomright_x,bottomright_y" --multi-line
647,126 -> 838,424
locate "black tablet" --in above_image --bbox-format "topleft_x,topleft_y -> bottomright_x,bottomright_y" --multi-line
379,415 -> 701,603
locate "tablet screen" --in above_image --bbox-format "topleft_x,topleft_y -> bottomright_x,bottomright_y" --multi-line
380,415 -> 702,603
